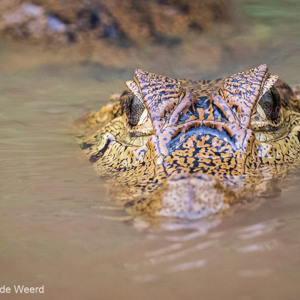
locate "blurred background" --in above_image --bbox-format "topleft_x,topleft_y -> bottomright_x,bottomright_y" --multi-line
0,0 -> 299,79
0,1 -> 300,300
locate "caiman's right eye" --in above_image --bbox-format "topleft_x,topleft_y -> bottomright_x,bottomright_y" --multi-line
119,90 -> 154,146
120,83 -> 154,141
124,92 -> 145,126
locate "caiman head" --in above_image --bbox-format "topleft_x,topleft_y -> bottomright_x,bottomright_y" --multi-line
79,64 -> 300,217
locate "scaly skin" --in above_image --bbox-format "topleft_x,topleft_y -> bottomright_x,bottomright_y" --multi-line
77,64 -> 300,218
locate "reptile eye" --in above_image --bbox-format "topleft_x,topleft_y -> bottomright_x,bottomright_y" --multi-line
251,86 -> 283,132
125,92 -> 145,126
258,87 -> 281,122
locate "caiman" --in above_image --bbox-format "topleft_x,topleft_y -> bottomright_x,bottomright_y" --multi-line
77,64 -> 300,218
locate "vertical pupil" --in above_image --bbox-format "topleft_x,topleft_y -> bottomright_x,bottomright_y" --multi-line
126,94 -> 145,126
259,87 -> 281,121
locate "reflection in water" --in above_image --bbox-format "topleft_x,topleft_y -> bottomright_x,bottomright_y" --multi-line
145,240 -> 214,266
167,259 -> 207,273
128,212 -> 296,288
130,219 -> 219,282
237,219 -> 282,239
236,239 -> 279,253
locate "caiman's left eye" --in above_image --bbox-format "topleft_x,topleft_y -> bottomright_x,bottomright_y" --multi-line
251,86 -> 282,131
258,86 -> 281,123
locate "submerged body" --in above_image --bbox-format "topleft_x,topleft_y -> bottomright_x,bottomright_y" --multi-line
78,65 -> 300,218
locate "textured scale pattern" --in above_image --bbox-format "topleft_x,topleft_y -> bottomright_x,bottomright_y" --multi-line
77,64 -> 300,218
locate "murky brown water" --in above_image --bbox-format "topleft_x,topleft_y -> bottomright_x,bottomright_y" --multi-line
1,1 -> 300,299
